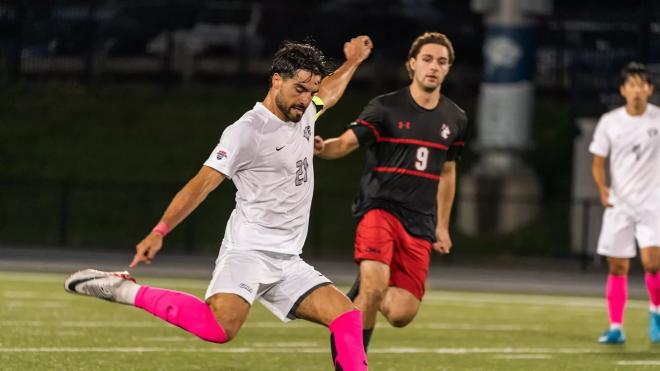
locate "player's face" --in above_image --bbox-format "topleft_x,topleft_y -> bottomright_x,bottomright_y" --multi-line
409,43 -> 451,92
620,75 -> 653,108
273,70 -> 321,122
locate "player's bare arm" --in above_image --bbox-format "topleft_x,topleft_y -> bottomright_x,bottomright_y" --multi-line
314,129 -> 360,159
130,166 -> 225,267
316,36 -> 373,115
591,155 -> 611,208
434,161 -> 456,254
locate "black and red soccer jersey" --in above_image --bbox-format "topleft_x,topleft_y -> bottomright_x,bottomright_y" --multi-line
349,87 -> 468,242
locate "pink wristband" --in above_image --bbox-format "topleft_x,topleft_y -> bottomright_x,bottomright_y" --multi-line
152,221 -> 170,237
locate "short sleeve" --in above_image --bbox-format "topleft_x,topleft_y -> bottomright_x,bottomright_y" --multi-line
203,123 -> 257,179
447,114 -> 468,161
348,98 -> 384,146
589,116 -> 610,157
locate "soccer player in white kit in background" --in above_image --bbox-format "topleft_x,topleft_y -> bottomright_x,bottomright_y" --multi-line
590,62 -> 660,344
64,36 -> 373,370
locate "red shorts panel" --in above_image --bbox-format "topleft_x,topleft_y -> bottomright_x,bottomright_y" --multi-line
354,209 -> 432,300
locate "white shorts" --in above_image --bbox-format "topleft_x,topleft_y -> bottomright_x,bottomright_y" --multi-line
204,247 -> 332,322
597,206 -> 660,258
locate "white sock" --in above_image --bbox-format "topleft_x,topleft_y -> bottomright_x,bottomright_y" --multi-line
610,323 -> 622,331
115,280 -> 141,305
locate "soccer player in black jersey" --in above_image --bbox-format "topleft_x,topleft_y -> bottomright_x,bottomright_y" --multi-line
314,32 -> 467,351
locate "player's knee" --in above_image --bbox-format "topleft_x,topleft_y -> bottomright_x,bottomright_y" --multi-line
200,327 -> 232,343
385,312 -> 416,328
644,264 -> 660,274
207,307 -> 242,343
387,315 -> 415,328
214,317 -> 243,342
360,286 -> 387,306
608,262 -> 629,276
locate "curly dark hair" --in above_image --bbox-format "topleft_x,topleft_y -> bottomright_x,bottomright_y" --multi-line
621,62 -> 652,86
269,40 -> 331,80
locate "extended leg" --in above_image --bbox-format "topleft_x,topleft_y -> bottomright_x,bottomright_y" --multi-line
65,269 -> 248,343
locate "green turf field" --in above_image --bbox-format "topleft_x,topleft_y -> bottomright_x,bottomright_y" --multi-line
1,271 -> 659,370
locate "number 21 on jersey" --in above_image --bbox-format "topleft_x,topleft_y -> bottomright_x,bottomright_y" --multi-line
295,157 -> 309,186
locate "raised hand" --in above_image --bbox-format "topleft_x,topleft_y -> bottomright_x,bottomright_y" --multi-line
344,36 -> 373,64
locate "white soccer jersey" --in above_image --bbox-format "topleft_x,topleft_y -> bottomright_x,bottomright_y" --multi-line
204,100 -> 321,255
589,104 -> 660,210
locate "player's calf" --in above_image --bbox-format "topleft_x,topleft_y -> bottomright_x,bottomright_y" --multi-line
64,269 -> 229,344
330,309 -> 368,371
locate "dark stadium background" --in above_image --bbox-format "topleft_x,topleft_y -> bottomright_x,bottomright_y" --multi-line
1,0 -> 659,269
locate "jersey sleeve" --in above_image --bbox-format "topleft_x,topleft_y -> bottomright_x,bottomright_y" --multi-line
589,115 -> 610,157
203,122 -> 257,179
348,98 -> 384,146
447,113 -> 468,161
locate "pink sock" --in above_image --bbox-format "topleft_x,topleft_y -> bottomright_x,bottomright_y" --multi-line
606,274 -> 627,325
329,310 -> 368,371
134,286 -> 227,343
645,272 -> 660,307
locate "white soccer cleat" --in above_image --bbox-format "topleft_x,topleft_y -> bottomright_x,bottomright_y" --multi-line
64,269 -> 137,304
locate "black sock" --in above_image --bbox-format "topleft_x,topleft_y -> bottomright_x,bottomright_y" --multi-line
330,333 -> 342,370
363,328 -> 374,352
346,274 -> 361,301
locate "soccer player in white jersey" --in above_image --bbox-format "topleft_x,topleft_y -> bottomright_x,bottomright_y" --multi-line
590,62 -> 660,344
64,36 -> 373,370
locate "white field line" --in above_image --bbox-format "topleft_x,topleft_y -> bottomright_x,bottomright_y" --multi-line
424,293 -> 649,310
0,272 -> 650,309
3,301 -> 66,308
492,355 -> 553,360
0,272 -> 210,290
0,320 -> 544,332
3,292 -> 77,301
250,342 -> 319,348
137,336 -> 198,342
0,346 -> 624,355
614,361 -> 660,366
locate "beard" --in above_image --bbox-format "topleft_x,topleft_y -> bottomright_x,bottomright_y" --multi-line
275,93 -> 305,122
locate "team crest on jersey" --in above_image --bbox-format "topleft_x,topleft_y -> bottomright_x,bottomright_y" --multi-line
216,149 -> 228,160
649,128 -> 659,138
303,125 -> 311,141
440,123 -> 451,139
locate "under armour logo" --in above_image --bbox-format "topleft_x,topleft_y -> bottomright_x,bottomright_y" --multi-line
398,121 -> 411,129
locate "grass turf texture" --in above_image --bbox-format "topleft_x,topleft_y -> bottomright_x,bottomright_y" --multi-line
2,271 -> 660,370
